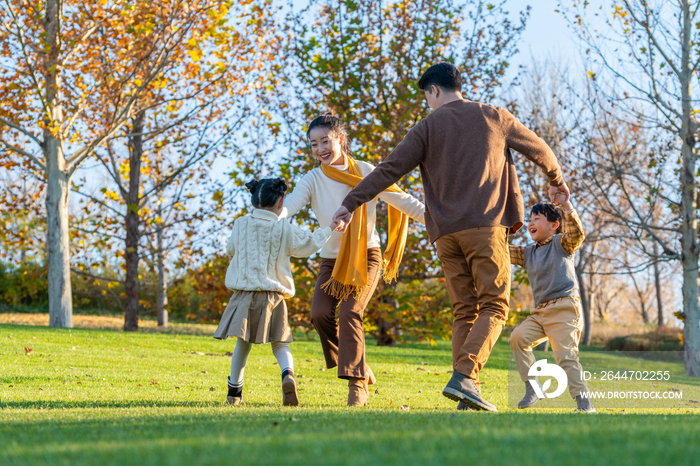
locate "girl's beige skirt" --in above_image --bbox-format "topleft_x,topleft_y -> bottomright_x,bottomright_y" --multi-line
213,290 -> 292,343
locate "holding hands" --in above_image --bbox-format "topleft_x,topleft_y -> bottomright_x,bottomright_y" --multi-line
329,217 -> 346,232
332,206 -> 353,233
549,181 -> 571,205
553,191 -> 574,212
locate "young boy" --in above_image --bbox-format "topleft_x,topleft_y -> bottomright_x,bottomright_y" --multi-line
508,194 -> 595,412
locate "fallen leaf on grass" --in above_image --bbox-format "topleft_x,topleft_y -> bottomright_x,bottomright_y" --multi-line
77,382 -> 82,385
224,351 -> 233,356
417,367 -> 426,371
201,371 -> 209,374
31,336 -> 36,340
151,380 -> 159,385
175,386 -> 180,390
434,373 -> 440,376
38,388 -> 43,391
191,351 -> 204,355
137,384 -> 142,387
389,399 -> 393,406
272,421 -> 278,426
8,335 -> 13,339
209,386 -> 215,391
8,385 -> 13,388
24,347 -> 34,355
382,371 -> 389,374
689,400 -> 699,403
400,405 -> 410,411
375,389 -> 380,395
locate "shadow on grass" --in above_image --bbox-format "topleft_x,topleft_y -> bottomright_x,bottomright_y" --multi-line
2,408 -> 700,466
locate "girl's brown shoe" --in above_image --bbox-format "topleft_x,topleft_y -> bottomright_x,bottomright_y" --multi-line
282,372 -> 299,407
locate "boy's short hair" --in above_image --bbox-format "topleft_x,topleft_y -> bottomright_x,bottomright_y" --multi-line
531,203 -> 564,234
418,63 -> 462,93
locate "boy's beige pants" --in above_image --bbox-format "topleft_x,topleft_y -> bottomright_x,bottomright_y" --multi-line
509,297 -> 588,398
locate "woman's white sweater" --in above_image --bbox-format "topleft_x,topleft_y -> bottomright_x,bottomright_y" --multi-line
281,159 -> 425,259
224,209 -> 332,298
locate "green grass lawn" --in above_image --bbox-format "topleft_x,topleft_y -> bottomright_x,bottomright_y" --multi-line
2,323 -> 700,466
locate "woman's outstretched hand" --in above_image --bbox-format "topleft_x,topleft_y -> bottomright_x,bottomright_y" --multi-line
332,206 -> 353,232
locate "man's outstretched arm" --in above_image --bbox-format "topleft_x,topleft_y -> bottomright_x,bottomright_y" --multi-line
500,107 -> 570,201
334,121 -> 427,227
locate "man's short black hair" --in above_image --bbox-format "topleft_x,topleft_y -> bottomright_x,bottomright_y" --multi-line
530,203 -> 564,233
418,62 -> 462,93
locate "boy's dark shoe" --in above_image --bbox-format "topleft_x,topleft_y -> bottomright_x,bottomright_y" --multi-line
227,377 -> 242,406
443,371 -> 497,412
282,371 -> 299,407
575,394 -> 596,413
518,380 -> 542,409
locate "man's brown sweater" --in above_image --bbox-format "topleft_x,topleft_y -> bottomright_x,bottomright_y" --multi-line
341,99 -> 564,242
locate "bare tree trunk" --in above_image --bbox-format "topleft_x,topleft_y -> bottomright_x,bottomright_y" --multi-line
123,111 -> 145,331
156,224 -> 168,327
45,0 -> 72,328
630,273 -> 649,324
680,0 -> 700,376
653,245 -> 664,328
576,268 -> 591,345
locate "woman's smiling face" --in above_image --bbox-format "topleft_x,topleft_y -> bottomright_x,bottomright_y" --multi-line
308,126 -> 345,166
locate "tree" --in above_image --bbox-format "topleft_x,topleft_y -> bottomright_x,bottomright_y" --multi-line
0,0 -> 273,328
0,0 -> 239,327
559,1 -> 698,373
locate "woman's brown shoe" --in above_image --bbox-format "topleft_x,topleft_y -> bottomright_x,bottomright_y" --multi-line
347,378 -> 368,407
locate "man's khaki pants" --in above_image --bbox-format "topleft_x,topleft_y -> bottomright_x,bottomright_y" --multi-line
509,297 -> 588,398
436,227 -> 510,384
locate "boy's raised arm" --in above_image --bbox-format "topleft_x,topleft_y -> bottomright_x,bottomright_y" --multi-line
560,208 -> 586,255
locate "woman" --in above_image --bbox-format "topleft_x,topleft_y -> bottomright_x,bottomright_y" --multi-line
282,114 -> 425,406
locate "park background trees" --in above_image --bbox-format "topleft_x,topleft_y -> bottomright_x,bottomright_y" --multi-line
0,0 -> 693,372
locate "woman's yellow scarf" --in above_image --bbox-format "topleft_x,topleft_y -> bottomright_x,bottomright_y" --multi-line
320,157 -> 410,301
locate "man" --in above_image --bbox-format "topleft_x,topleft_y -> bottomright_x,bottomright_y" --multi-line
332,62 -> 570,411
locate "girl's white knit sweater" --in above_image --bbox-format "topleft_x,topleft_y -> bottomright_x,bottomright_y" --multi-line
281,159 -> 425,259
224,208 -> 332,298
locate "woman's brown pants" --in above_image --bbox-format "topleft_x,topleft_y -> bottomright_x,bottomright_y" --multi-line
311,248 -> 382,379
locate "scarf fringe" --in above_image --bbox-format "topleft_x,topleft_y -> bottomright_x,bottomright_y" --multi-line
321,276 -> 366,302
381,261 -> 400,284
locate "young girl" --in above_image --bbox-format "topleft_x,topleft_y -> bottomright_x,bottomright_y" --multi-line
214,177 -> 339,406
281,114 -> 425,406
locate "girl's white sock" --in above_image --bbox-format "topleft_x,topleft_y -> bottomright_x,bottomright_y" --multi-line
229,338 -> 253,386
271,341 -> 294,374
